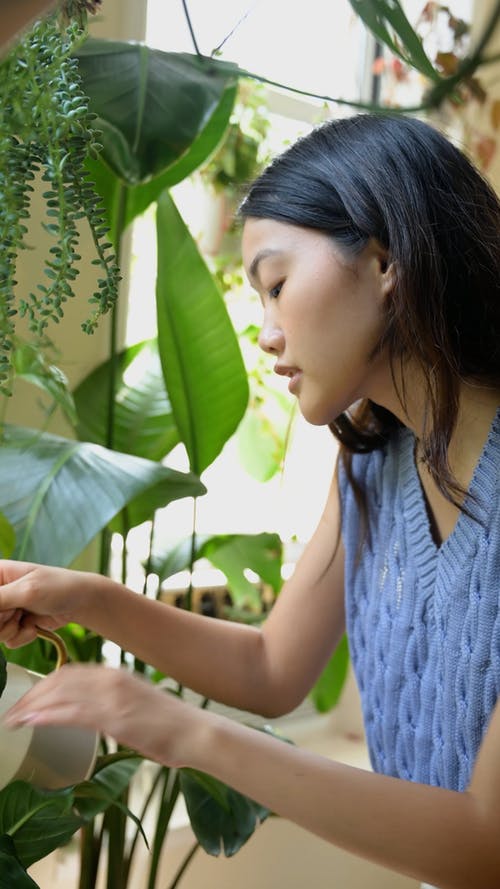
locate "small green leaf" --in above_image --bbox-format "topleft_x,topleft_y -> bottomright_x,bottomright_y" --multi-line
309,634 -> 350,713
12,343 -> 77,426
0,511 -> 15,559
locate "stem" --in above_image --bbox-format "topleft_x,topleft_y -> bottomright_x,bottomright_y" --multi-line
105,797 -> 129,889
185,498 -> 197,614
123,764 -> 165,885
78,823 -> 102,889
134,516 -> 157,674
181,0 -> 202,57
147,769 -> 181,889
97,179 -> 126,616
165,841 -> 200,889
105,179 -> 126,452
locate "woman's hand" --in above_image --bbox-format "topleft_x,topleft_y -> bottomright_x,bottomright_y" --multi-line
3,664 -> 199,768
0,560 -> 101,648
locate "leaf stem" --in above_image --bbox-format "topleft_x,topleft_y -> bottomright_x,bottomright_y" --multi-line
165,840 -> 200,889
181,0 -> 202,57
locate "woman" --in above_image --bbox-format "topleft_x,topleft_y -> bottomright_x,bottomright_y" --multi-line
0,114 -> 499,888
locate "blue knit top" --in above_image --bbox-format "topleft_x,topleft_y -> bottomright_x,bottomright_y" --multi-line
338,409 -> 500,792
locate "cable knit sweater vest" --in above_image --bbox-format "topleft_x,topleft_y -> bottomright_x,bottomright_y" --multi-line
338,410 -> 500,792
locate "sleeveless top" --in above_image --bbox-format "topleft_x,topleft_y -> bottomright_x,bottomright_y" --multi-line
338,410 -> 500,792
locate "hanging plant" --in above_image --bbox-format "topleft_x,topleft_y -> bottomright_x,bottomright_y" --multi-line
0,0 -> 119,395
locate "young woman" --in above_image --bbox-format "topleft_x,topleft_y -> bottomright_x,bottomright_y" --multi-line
1,114 -> 500,889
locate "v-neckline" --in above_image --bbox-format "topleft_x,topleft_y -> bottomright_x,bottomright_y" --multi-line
399,408 -> 500,578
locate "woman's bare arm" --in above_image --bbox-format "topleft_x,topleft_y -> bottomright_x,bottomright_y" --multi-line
0,468 -> 345,716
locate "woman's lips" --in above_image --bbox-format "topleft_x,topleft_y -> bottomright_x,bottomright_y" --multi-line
274,364 -> 302,394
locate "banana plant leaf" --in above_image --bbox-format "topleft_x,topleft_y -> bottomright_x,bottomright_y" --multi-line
73,338 -> 179,461
0,425 -> 204,566
236,387 -> 294,483
348,0 -> 439,81
0,835 -> 38,889
179,768 -> 268,857
84,79 -> 237,247
156,191 -> 249,475
76,39 -> 240,185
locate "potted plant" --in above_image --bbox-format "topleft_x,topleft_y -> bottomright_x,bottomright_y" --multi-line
0,1 -> 499,887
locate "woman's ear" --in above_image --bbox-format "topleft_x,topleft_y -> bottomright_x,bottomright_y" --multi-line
379,254 -> 397,301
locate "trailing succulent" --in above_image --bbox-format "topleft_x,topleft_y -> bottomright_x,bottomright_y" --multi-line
0,0 -> 119,394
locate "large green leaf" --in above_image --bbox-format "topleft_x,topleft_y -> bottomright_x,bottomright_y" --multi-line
156,191 -> 249,475
73,339 -> 180,461
309,634 -> 350,713
76,39 -> 239,185
0,835 -> 38,889
0,783 -> 80,868
180,769 -> 268,857
0,425 -> 205,566
84,80 -> 237,248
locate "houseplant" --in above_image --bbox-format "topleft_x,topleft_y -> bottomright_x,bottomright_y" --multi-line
0,1 -> 499,887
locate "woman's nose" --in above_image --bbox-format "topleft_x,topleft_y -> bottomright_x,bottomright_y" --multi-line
258,322 -> 284,355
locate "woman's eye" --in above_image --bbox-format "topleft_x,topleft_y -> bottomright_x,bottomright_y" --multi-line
268,282 -> 283,299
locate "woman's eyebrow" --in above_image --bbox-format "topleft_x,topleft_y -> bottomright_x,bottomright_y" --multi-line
248,248 -> 283,284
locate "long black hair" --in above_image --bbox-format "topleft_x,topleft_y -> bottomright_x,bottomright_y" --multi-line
239,113 -> 500,508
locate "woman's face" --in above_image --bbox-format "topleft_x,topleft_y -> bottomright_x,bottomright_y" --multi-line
242,218 -> 394,426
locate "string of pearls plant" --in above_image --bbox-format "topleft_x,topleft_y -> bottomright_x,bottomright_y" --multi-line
0,0 -> 119,394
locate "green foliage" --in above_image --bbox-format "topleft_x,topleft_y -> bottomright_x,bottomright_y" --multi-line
0,835 -> 38,889
156,191 -> 249,475
0,424 -> 204,565
0,512 -> 15,559
180,769 -> 268,857
73,339 -> 180,461
153,532 -> 283,612
309,635 -> 350,713
348,0 -> 439,81
200,80 -> 271,197
76,39 -> 240,186
0,12 -> 119,393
